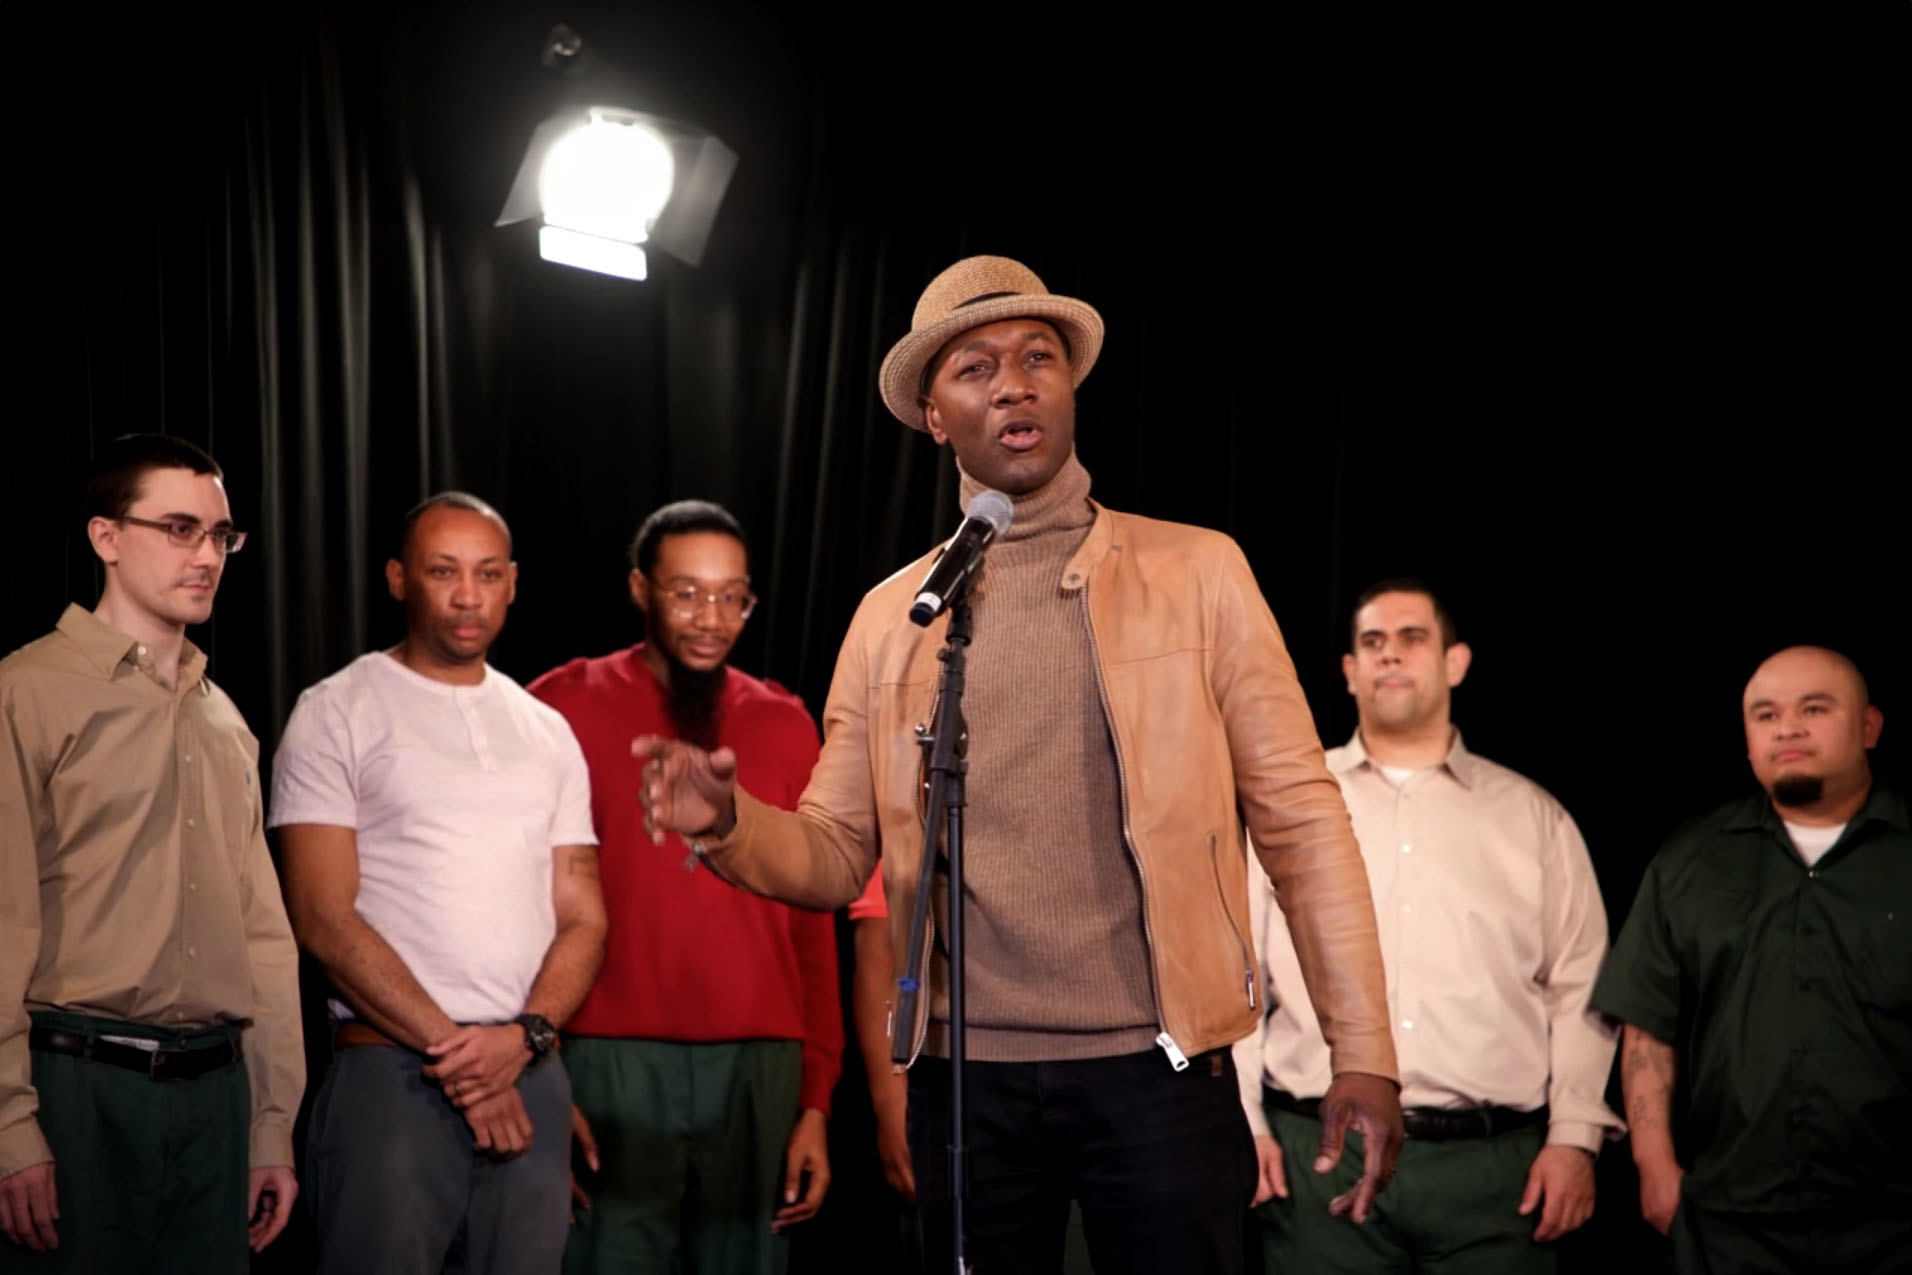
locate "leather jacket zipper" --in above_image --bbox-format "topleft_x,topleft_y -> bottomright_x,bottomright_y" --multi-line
1210,832 -> 1257,1010
1081,588 -> 1179,1066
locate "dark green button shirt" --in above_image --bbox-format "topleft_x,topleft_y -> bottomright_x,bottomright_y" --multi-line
1591,784 -> 1912,1213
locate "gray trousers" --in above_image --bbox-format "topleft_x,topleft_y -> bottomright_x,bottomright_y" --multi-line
306,1045 -> 573,1275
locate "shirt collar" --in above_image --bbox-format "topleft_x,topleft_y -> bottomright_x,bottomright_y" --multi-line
1334,727 -> 1479,791
56,604 -> 208,692
56,603 -> 137,676
1722,781 -> 1910,838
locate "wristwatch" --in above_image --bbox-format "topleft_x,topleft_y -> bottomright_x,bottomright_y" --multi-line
514,1013 -> 557,1059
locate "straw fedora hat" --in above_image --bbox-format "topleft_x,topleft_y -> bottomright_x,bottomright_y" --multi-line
878,256 -> 1105,431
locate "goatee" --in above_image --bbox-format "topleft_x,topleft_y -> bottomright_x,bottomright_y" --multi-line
1771,774 -> 1825,807
647,616 -> 728,749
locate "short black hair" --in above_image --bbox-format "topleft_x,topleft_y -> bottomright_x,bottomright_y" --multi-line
84,434 -> 223,522
1349,577 -> 1459,651
628,500 -> 748,576
397,491 -> 511,560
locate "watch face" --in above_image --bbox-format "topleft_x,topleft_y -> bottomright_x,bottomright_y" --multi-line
520,1015 -> 556,1054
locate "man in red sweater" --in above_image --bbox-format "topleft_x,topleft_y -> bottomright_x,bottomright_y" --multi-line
530,500 -> 840,1275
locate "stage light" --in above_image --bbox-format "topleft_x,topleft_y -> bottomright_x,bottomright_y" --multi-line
498,104 -> 738,282
534,109 -> 674,280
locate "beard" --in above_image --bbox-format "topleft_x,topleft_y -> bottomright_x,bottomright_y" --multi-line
1771,774 -> 1825,807
646,612 -> 729,749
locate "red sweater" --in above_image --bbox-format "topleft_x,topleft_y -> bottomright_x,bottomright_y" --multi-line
529,648 -> 841,1114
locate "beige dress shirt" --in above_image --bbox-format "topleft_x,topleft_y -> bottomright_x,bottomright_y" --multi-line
0,605 -> 303,1177
1234,731 -> 1622,1152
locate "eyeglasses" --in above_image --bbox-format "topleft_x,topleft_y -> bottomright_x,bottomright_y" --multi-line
120,515 -> 249,555
658,582 -> 756,622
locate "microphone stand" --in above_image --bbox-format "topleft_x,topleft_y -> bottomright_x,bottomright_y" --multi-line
893,588 -> 974,1275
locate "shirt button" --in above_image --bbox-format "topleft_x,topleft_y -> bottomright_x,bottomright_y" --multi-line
183,753 -> 192,763
1401,1019 -> 1415,1030
1808,869 -> 1820,879
187,882 -> 197,893
137,645 -> 148,657
1401,903 -> 1413,915
1401,843 -> 1413,854
186,817 -> 197,829
187,947 -> 197,958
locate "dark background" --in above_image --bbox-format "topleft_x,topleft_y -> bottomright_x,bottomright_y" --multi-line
1,3 -> 1905,1270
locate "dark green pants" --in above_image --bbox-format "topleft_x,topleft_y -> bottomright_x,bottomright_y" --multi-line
562,1038 -> 800,1275
1,1010 -> 249,1275
1669,1200 -> 1912,1275
1253,1100 -> 1556,1274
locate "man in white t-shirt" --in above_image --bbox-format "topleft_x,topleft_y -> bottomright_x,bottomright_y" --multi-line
271,492 -> 607,1275
1235,579 -> 1621,1272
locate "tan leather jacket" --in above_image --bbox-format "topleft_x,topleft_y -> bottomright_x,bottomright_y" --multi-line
705,502 -> 1398,1080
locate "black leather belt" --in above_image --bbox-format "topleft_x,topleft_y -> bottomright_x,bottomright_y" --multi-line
1265,1085 -> 1547,1142
29,1026 -> 241,1081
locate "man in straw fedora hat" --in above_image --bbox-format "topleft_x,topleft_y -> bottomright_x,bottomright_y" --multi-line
636,255 -> 1404,1273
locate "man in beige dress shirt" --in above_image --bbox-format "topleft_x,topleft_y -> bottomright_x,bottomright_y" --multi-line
0,435 -> 303,1272
1235,579 -> 1620,1271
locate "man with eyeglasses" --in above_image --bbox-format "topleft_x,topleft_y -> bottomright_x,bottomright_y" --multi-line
0,434 -> 303,1271
529,500 -> 839,1275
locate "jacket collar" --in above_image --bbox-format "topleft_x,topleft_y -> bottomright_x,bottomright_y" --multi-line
1060,500 -> 1116,593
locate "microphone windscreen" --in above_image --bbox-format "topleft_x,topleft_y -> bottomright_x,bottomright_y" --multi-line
964,489 -> 1013,536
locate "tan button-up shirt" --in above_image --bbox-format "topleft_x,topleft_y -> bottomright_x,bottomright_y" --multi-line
0,606 -> 303,1177
1234,731 -> 1622,1152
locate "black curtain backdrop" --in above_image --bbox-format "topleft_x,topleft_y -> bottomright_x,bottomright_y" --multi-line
2,4 -> 1905,1271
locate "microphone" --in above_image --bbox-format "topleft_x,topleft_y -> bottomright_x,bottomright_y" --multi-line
908,490 -> 1013,626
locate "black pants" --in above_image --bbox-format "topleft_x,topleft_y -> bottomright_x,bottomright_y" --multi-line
1669,1200 -> 1912,1275
908,1048 -> 1257,1275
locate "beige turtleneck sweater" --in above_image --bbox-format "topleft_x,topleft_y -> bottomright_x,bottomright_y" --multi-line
922,452 -> 1160,1061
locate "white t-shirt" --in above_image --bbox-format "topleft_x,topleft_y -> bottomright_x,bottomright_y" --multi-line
1782,819 -> 1847,867
269,652 -> 597,1023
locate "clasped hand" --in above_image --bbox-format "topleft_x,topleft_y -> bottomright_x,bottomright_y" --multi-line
423,1023 -> 530,1108
422,1023 -> 535,1158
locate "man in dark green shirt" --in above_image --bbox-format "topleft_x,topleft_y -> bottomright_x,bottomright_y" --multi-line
1592,645 -> 1912,1274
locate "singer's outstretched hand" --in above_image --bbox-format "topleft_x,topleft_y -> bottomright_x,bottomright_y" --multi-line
633,737 -> 739,841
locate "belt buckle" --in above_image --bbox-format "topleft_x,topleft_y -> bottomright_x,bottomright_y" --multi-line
148,1045 -> 190,1079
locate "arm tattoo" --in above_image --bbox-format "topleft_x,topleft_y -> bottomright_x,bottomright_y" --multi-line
564,847 -> 601,880
1621,1026 -> 1677,1135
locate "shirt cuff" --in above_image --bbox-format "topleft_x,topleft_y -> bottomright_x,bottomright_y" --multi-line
799,1054 -> 836,1118
250,1113 -> 295,1170
1545,1120 -> 1608,1155
0,1118 -> 52,1180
